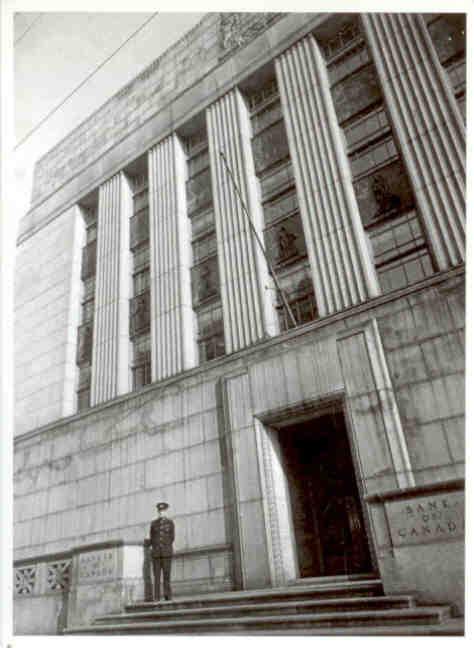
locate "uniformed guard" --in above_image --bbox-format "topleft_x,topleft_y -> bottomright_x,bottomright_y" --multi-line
149,502 -> 175,601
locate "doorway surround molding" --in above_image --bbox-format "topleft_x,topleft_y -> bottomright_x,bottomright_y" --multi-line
252,318 -> 414,587
220,318 -> 414,589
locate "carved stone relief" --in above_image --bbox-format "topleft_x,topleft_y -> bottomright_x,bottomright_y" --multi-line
46,560 -> 72,592
220,13 -> 284,58
14,565 -> 36,596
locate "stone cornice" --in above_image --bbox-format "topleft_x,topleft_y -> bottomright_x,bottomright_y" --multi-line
18,12 -> 324,246
365,479 -> 465,504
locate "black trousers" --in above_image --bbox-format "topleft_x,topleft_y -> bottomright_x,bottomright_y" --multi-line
152,554 -> 172,600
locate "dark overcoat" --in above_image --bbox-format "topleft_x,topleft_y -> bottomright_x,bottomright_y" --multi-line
149,517 -> 175,557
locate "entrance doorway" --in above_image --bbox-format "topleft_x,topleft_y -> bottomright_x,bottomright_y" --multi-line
278,410 -> 373,578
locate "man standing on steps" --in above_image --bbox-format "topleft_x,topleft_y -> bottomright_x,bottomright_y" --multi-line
150,502 -> 175,601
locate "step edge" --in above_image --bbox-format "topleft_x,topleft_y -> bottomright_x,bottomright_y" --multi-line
125,580 -> 383,610
96,596 -> 416,623
68,607 -> 453,633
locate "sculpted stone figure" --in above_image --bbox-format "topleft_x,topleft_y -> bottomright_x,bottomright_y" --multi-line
277,225 -> 298,261
149,502 -> 175,601
371,174 -> 401,216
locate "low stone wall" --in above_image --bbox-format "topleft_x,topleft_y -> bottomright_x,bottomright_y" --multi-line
14,539 -> 234,634
14,554 -> 70,634
367,480 -> 464,615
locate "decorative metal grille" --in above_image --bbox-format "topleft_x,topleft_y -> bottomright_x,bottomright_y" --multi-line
248,78 -> 279,111
15,566 -> 36,596
321,19 -> 361,59
46,560 -> 71,592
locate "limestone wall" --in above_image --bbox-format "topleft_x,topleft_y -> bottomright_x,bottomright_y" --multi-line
14,375 -> 226,562
14,206 -> 83,436
378,277 -> 464,485
14,272 -> 465,603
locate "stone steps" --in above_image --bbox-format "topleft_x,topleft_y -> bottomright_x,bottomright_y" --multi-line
94,594 -> 416,625
66,607 -> 454,634
63,577 -> 461,635
126,577 -> 384,612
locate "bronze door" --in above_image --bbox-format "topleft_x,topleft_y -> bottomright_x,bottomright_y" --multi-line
279,411 -> 372,578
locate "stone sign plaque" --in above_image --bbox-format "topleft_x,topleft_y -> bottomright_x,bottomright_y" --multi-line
78,549 -> 117,582
386,490 -> 464,548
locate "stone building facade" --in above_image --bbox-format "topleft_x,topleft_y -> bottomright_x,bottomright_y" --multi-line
14,13 -> 465,634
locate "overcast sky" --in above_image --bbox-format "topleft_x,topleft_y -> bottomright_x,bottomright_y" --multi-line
10,0 -> 470,240
13,10 -> 205,238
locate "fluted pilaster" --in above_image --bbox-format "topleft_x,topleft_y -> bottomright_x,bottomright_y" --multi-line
362,13 -> 466,270
207,89 -> 277,353
149,135 -> 197,381
276,35 -> 380,317
63,206 -> 85,416
91,173 -> 131,405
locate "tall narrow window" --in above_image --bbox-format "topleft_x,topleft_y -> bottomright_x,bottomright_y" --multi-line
185,128 -> 225,363
129,172 -> 151,390
246,76 -> 318,332
425,14 -> 466,120
76,205 -> 97,411
317,17 -> 435,293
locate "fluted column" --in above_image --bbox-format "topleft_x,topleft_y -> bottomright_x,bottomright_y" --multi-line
148,134 -> 197,381
362,13 -> 466,270
207,89 -> 277,354
91,173 -> 131,405
276,35 -> 380,318
63,205 -> 85,416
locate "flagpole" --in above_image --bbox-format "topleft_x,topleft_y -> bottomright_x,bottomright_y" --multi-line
219,150 -> 297,328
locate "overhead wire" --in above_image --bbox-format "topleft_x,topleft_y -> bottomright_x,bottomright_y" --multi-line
14,14 -> 43,46
15,12 -> 159,150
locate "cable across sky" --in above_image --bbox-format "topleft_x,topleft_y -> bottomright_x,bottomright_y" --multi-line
15,12 -> 159,150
